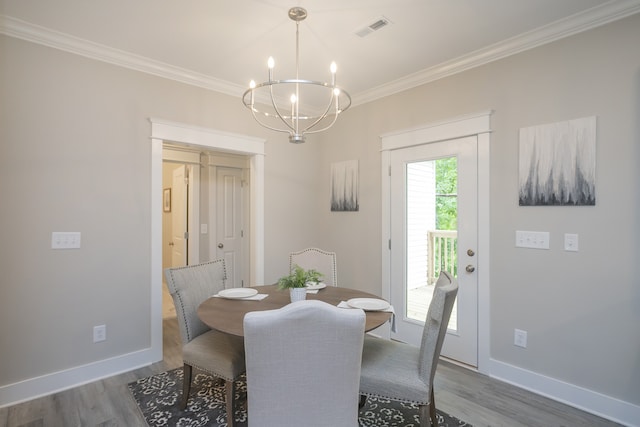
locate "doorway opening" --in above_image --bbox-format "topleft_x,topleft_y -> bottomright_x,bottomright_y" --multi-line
161,161 -> 194,320
149,118 -> 265,363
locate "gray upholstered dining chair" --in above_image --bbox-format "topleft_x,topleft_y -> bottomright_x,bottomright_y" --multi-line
359,271 -> 459,427
164,259 -> 245,427
243,300 -> 365,427
289,247 -> 338,286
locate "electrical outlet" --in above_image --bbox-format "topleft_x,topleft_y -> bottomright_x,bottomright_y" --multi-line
514,329 -> 527,348
93,325 -> 106,343
564,233 -> 579,251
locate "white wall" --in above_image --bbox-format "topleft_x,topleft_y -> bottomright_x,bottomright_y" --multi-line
1,11 -> 639,425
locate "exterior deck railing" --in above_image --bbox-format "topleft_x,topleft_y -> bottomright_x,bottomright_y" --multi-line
427,230 -> 458,284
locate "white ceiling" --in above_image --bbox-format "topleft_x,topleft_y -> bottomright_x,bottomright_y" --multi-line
2,0 -> 639,107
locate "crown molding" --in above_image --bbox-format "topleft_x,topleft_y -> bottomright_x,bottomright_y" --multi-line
0,15 -> 246,97
352,0 -> 640,106
2,0 -> 639,107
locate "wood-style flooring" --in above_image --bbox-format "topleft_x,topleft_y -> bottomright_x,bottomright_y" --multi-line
0,301 -> 622,427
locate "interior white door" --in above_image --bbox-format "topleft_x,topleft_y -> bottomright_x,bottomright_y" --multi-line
171,165 -> 188,267
215,167 -> 244,288
390,135 -> 478,367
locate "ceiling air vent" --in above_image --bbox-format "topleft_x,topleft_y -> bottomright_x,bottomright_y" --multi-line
355,16 -> 391,38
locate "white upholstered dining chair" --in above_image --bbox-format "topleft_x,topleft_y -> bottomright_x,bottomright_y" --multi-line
164,259 -> 245,427
243,300 -> 365,427
289,247 -> 338,286
358,271 -> 459,427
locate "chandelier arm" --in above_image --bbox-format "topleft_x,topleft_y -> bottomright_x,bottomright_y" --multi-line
303,106 -> 341,135
299,90 -> 340,133
247,100 -> 294,135
305,92 -> 350,135
267,84 -> 296,133
253,120 -> 295,136
300,86 -> 351,135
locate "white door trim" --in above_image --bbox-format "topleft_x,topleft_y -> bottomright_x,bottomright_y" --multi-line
149,118 -> 265,363
381,111 -> 491,373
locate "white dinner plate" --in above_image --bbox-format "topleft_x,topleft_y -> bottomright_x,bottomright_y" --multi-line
346,298 -> 390,311
305,282 -> 327,290
217,288 -> 258,299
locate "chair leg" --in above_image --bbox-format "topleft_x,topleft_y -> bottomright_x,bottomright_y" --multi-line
225,379 -> 236,427
429,387 -> 438,427
359,394 -> 367,409
180,363 -> 193,410
418,404 -> 430,427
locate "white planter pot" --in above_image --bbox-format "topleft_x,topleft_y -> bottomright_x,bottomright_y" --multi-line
289,287 -> 307,302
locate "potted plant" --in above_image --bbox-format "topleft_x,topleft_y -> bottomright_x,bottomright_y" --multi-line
277,265 -> 323,302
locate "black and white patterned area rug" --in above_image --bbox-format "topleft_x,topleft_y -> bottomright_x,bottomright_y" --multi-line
128,368 -> 471,427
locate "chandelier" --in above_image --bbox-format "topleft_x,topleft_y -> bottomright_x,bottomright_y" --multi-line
242,7 -> 351,144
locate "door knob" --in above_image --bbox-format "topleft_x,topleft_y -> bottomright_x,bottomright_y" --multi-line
465,264 -> 475,273
168,242 -> 174,247
467,249 -> 475,257
218,243 -> 224,249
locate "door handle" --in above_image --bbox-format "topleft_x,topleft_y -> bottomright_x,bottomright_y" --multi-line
168,242 -> 174,247
218,243 -> 224,249
467,249 -> 475,257
465,264 -> 475,273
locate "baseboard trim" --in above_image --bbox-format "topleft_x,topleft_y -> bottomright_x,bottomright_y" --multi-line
0,347 -> 157,408
489,359 -> 640,427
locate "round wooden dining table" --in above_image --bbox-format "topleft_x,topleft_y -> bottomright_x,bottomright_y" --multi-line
197,284 -> 392,336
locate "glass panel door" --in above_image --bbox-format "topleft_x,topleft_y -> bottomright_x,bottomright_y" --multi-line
390,135 -> 478,366
406,157 -> 458,331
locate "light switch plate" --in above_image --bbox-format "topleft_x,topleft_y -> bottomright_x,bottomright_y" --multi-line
515,231 -> 549,249
52,232 -> 81,249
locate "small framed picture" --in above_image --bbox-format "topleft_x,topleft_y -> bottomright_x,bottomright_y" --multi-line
163,188 -> 171,212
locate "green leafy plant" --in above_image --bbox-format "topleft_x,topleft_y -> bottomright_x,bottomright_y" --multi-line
277,265 -> 323,289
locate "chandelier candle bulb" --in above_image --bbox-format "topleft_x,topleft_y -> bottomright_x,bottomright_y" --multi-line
331,62 -> 337,85
249,80 -> 255,106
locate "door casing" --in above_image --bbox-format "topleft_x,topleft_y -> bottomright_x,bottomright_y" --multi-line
390,135 -> 478,366
150,118 -> 265,363
380,111 -> 492,373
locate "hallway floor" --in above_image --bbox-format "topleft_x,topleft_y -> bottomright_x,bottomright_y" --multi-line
162,281 -> 176,318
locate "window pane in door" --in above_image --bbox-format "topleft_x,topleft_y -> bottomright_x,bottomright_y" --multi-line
406,157 -> 458,331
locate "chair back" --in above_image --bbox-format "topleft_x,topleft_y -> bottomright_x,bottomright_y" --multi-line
164,259 -> 227,345
244,300 -> 365,427
418,271 -> 459,388
289,247 -> 338,286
